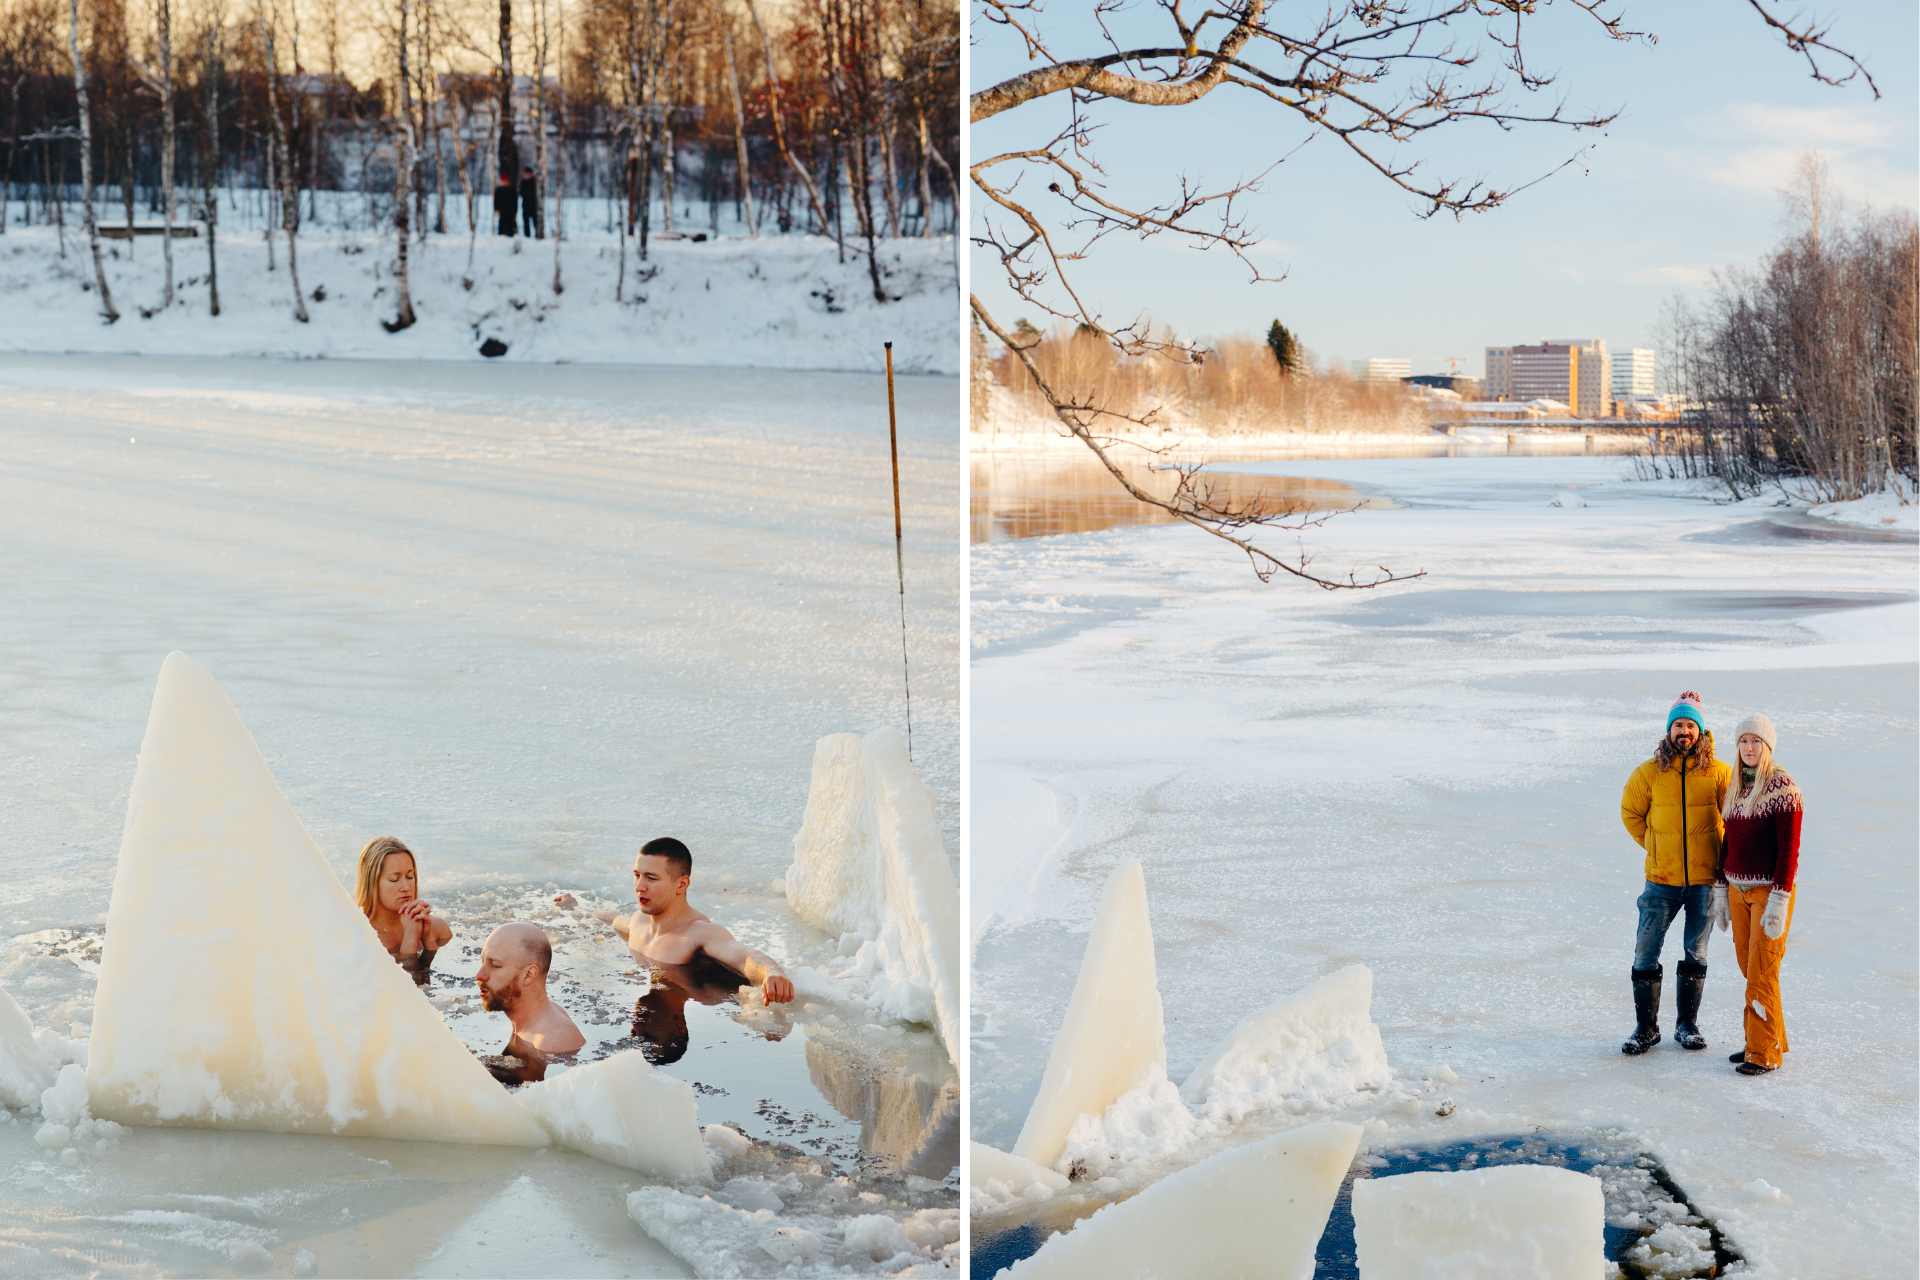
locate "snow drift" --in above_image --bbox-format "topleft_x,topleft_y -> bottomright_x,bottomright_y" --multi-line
1002,1121 -> 1361,1278
1179,964 -> 1391,1123
1012,859 -> 1165,1171
786,728 -> 960,1062
88,651 -> 547,1146
1352,1164 -> 1605,1278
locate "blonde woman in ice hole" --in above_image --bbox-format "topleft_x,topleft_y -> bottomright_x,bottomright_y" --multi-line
354,836 -> 453,986
1710,715 -> 1804,1076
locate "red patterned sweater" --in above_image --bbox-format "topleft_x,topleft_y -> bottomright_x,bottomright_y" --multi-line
1720,768 -> 1803,892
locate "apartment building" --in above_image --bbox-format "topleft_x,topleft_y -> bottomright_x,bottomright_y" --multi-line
1350,358 -> 1413,383
1484,346 -> 1514,401
1485,339 -> 1611,416
1612,347 -> 1656,398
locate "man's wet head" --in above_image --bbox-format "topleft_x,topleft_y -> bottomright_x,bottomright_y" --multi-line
476,922 -> 553,1012
631,837 -> 692,917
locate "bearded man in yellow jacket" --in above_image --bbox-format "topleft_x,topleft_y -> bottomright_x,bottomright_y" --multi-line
1619,691 -> 1734,1056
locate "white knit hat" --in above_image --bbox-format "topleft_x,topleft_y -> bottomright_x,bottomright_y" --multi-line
1735,714 -> 1778,751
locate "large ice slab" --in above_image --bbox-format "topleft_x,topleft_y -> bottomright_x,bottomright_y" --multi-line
0,983 -> 60,1109
87,652 -> 548,1147
786,728 -> 961,1062
1012,859 -> 1165,1171
518,1050 -> 710,1179
1180,965 -> 1391,1123
1004,1121 -> 1361,1278
1352,1164 -> 1605,1279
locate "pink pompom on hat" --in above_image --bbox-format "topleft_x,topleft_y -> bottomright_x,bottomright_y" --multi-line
1666,691 -> 1705,729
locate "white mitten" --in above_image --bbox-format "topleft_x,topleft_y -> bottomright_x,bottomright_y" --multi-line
1761,888 -> 1790,940
1710,883 -> 1730,933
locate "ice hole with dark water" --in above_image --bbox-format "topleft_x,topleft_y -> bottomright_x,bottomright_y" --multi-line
969,1130 -> 1742,1280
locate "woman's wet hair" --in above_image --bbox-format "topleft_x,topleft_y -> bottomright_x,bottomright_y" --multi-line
354,836 -> 415,918
640,836 -> 693,881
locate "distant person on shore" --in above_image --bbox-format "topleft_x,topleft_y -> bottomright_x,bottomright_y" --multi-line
493,172 -> 518,237
354,836 -> 452,986
476,921 -> 585,1084
519,165 -> 539,237
1619,692 -> 1733,1055
555,836 -> 796,1004
1718,714 -> 1803,1076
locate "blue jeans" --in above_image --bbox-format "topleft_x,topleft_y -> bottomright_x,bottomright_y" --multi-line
1632,881 -> 1712,971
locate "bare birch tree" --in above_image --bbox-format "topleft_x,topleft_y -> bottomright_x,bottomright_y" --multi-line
258,3 -> 307,320
65,0 -> 115,318
386,0 -> 417,329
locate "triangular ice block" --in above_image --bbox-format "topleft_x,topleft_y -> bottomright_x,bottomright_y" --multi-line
87,653 -> 548,1147
1011,859 -> 1165,1170
787,727 -> 962,1063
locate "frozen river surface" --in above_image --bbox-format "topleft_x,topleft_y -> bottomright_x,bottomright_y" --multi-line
970,456 -> 1915,1279
0,354 -> 959,1276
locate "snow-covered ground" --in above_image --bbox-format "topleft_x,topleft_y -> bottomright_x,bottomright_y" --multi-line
0,198 -> 958,374
970,455 -> 1916,1277
0,354 -> 960,1276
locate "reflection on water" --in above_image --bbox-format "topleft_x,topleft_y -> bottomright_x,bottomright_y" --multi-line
805,1024 -> 960,1178
971,451 -> 1389,544
627,957 -> 774,1066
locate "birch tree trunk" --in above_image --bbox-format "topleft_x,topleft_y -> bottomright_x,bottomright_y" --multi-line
915,107 -> 932,237
202,20 -> 220,314
158,0 -> 174,306
722,21 -> 754,236
66,0 -> 116,319
746,0 -> 824,234
879,121 -> 898,237
497,0 -> 516,194
259,11 -> 308,320
530,0 -> 547,239
387,0 -> 417,329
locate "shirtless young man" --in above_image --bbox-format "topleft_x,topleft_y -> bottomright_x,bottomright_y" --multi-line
476,922 -> 586,1081
555,836 -> 795,1003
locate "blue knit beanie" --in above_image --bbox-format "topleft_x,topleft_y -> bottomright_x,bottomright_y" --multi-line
1667,690 -> 1705,730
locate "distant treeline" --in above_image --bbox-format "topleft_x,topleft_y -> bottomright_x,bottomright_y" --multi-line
1654,156 -> 1916,502
974,321 -> 1427,437
1,0 -> 957,321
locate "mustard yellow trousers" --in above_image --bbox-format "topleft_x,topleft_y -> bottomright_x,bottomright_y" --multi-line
1729,884 -> 1794,1069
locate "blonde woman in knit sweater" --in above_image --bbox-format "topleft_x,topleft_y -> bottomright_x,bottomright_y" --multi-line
1709,714 -> 1803,1076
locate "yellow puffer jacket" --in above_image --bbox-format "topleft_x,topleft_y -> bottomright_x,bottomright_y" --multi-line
1621,733 -> 1734,886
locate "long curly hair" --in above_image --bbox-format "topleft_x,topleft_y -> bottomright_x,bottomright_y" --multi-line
1654,728 -> 1715,773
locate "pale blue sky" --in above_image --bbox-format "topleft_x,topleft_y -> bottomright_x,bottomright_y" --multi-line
969,2 -> 1918,380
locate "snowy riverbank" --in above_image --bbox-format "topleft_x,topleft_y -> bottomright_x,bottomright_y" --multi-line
970,455 -> 1916,1277
0,218 -> 958,374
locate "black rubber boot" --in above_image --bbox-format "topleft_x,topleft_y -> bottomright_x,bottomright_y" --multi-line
1623,966 -> 1662,1055
1674,959 -> 1708,1050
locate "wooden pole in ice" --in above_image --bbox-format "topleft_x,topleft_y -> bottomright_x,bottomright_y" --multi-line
886,341 -> 912,759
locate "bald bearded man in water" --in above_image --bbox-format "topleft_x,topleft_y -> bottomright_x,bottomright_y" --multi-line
555,836 -> 795,1004
477,922 -> 586,1080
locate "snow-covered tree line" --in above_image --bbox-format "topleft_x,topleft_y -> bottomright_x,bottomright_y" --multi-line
0,0 -> 958,323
